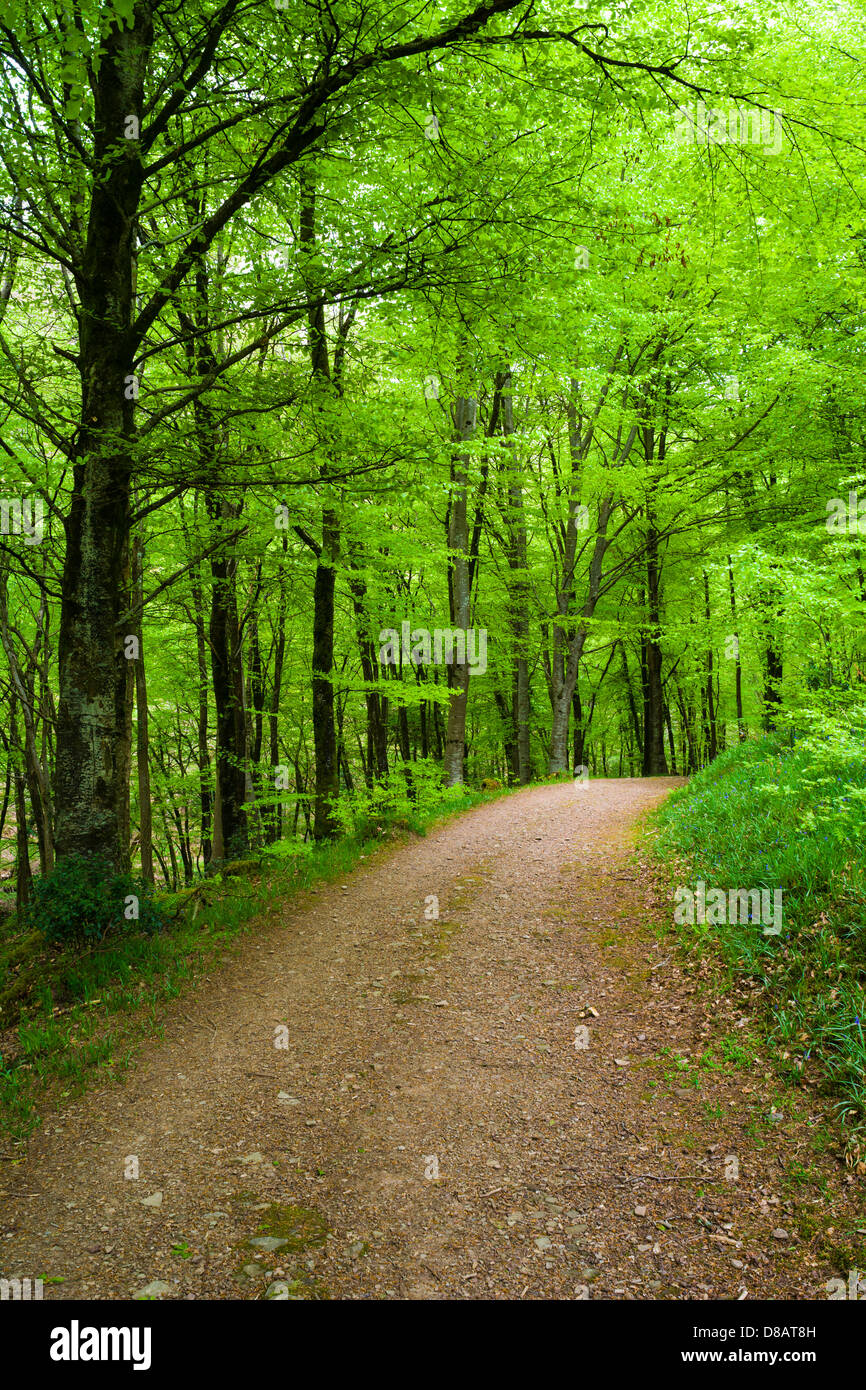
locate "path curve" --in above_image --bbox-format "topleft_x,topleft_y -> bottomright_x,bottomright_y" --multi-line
0,779 -> 850,1300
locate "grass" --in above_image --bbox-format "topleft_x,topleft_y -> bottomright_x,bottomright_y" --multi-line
0,778 -> 500,1145
648,728 -> 866,1159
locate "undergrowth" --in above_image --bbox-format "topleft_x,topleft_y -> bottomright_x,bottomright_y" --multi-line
650,716 -> 866,1160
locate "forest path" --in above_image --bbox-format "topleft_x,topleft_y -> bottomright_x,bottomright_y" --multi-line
0,779 -> 850,1300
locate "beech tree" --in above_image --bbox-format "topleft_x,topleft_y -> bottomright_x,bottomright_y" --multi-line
0,0 -> 861,894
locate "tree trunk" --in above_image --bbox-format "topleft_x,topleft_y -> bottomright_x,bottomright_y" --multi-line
664,702 -> 678,775
572,687 -> 585,770
548,496 -> 618,773
311,532 -> 339,837
727,555 -> 746,741
189,553 -> 213,866
703,571 -> 718,760
54,6 -> 153,870
443,393 -> 476,785
298,174 -> 350,839
348,554 -> 389,786
14,741 -> 33,913
494,688 -> 518,783
208,498 -> 248,860
501,374 -> 531,783
641,520 -> 667,775
266,538 -> 289,843
132,532 -> 153,883
0,568 -> 54,873
547,368 -> 637,775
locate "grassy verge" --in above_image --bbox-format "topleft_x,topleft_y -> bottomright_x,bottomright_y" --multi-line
0,781 -> 501,1147
647,731 -> 866,1162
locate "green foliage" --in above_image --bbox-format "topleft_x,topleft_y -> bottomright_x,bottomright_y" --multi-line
653,734 -> 866,1150
25,855 -> 165,947
333,761 -> 474,841
1,0 -> 865,1176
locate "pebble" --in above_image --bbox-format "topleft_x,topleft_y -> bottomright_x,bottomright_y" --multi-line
134,1279 -> 172,1298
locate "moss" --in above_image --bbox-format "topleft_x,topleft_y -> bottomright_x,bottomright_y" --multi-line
232,1202 -> 331,1296
814,1231 -> 866,1271
253,1202 -> 329,1252
266,1273 -> 330,1300
423,919 -> 462,956
654,1126 -> 706,1153
448,865 -> 490,909
390,988 -> 427,1005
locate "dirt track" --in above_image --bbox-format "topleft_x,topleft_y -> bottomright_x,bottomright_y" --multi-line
0,778 -> 858,1300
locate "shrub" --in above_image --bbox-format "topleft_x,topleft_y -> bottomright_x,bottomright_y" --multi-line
25,854 -> 165,947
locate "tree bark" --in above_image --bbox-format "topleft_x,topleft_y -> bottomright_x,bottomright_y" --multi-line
641,517 -> 667,775
189,551 -> 213,866
347,551 -> 389,786
0,567 -> 54,873
298,174 -> 354,839
727,555 -> 746,741
54,5 -> 153,870
501,374 -> 531,783
546,358 -> 635,774
548,495 -> 617,773
703,571 -> 718,760
443,393 -> 476,785
208,498 -> 248,860
266,537 -> 289,843
132,532 -> 153,883
14,726 -> 33,913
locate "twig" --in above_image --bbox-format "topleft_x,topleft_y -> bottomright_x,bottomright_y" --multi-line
620,1173 -> 712,1182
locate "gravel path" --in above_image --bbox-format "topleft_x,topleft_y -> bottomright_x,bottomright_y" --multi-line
0,779 -> 857,1300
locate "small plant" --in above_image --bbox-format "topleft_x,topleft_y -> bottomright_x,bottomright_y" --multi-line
652,726 -> 866,1157
25,854 -> 165,946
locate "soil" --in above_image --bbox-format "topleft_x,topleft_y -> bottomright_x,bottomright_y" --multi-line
1,778 -> 862,1300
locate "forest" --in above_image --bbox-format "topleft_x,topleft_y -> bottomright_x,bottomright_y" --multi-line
0,0 -> 860,894
0,0 -> 864,1320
